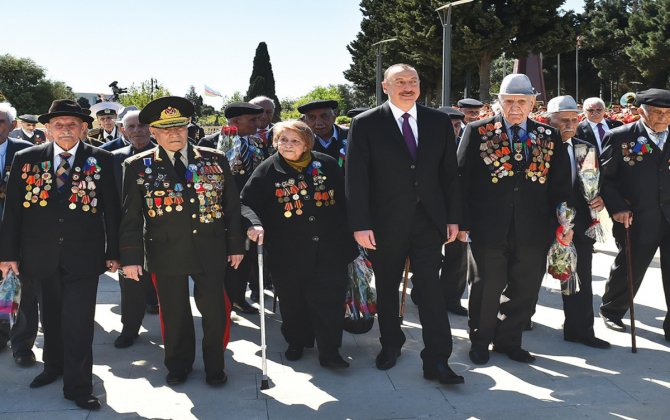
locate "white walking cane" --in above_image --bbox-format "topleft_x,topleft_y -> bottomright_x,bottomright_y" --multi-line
257,237 -> 270,389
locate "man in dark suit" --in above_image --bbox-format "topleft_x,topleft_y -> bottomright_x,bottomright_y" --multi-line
110,109 -> 158,348
576,97 -> 624,153
346,63 -> 464,385
0,99 -> 120,410
250,96 -> 277,154
599,89 -> 670,341
547,95 -> 610,349
299,100 -> 348,165
0,103 -> 33,359
100,106 -> 138,152
120,96 -> 245,387
458,74 -> 572,365
9,114 -> 47,144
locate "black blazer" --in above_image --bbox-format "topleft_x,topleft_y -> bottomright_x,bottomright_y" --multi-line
576,118 -> 624,150
313,125 -> 348,164
119,145 -> 245,275
8,129 -> 47,145
0,138 -> 34,216
345,102 -> 462,238
111,144 -> 156,200
601,120 -> 670,225
0,141 -> 120,278
241,152 -> 357,278
101,136 -> 130,152
457,114 -> 572,248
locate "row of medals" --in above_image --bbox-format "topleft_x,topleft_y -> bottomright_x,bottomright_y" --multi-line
275,173 -> 335,218
192,162 -> 225,223
621,137 -> 652,166
140,165 -> 185,218
21,162 -> 101,211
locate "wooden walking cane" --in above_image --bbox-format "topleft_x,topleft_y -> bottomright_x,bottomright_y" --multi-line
625,226 -> 637,353
399,257 -> 410,322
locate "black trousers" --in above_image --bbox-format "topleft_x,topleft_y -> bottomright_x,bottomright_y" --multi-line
225,244 -> 256,304
35,268 -> 98,399
154,272 -> 228,374
273,263 -> 347,357
370,204 -> 453,366
441,240 -> 471,307
562,240 -> 596,339
601,218 -> 670,333
469,228 -> 548,350
119,270 -> 158,336
10,278 -> 40,355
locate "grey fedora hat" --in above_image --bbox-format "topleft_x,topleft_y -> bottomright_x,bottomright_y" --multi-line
547,95 -> 580,113
498,74 -> 539,96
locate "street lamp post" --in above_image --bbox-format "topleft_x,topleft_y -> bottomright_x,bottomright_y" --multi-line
557,53 -> 561,96
576,36 -> 582,103
436,0 -> 474,106
372,38 -> 397,106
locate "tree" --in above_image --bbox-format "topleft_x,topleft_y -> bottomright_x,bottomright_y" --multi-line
221,91 -> 244,111
245,42 -> 282,120
282,85 -> 347,120
77,96 -> 91,110
119,80 -> 171,108
184,85 -> 205,117
625,0 -> 670,87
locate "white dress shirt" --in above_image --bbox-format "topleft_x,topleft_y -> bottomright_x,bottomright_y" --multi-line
0,140 -> 7,170
587,119 -> 612,152
388,101 -> 418,144
316,125 -> 339,149
53,141 -> 80,168
642,123 -> 669,151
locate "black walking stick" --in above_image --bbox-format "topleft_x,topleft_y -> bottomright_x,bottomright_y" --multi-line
257,239 -> 270,389
399,257 -> 410,322
625,226 -> 637,353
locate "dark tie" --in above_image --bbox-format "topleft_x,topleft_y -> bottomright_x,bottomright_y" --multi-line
564,141 -> 576,184
239,137 -> 252,172
401,113 -> 417,160
56,152 -> 72,193
258,129 -> 268,146
511,125 -> 524,163
596,123 -> 606,142
173,151 -> 187,181
107,135 -> 113,141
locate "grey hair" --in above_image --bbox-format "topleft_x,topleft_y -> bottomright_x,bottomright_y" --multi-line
583,97 -> 606,110
639,104 -> 650,113
122,110 -> 142,127
249,96 -> 275,109
0,102 -> 17,123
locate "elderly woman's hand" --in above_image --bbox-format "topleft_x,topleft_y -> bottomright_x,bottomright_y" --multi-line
247,226 -> 264,245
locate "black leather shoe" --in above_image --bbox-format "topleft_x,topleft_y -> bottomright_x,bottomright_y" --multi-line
601,313 -> 626,332
285,345 -> 303,361
69,395 -> 101,410
565,335 -> 611,349
319,354 -> 350,369
447,304 -> 468,316
233,300 -> 259,315
30,370 -> 61,388
14,351 -> 36,367
375,347 -> 401,370
205,370 -> 228,386
468,346 -> 490,365
493,346 -> 536,363
145,304 -> 159,314
166,369 -> 190,386
424,362 -> 465,385
114,333 -> 137,349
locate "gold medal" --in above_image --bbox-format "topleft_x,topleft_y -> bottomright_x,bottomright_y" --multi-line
39,200 -> 47,207
316,201 -> 322,207
148,209 -> 156,217
69,203 -> 77,210
23,201 -> 30,208
514,153 -> 523,161
296,209 -> 303,215
491,177 -> 499,184
82,204 -> 90,212
284,211 -> 292,218
165,206 -> 172,212
539,176 -> 546,184
508,170 -> 514,177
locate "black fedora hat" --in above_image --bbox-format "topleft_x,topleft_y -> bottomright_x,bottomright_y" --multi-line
39,99 -> 94,124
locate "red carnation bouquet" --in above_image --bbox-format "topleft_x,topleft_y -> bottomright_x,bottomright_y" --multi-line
547,202 -> 580,295
217,125 -> 238,154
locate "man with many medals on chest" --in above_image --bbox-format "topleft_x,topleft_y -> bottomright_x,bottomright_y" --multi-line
119,96 -> 245,387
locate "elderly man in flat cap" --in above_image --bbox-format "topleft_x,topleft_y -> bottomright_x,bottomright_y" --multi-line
546,95 -> 610,349
0,99 -> 120,410
457,98 -> 484,125
9,114 -> 47,144
120,96 -> 245,386
299,100 -> 348,166
599,88 -> 670,341
458,74 -> 572,365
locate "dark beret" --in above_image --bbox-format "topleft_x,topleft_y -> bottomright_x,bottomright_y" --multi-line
139,96 -> 194,128
457,98 -> 484,108
346,107 -> 370,118
635,88 -> 670,108
18,114 -> 39,123
224,102 -> 264,118
437,106 -> 465,120
297,100 -> 339,114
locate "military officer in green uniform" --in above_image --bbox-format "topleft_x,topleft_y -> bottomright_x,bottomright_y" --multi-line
119,96 -> 245,387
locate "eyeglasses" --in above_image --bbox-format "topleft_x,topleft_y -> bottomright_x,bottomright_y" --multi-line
277,138 -> 303,146
585,108 -> 604,114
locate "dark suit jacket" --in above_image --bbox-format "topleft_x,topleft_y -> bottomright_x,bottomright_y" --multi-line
8,129 -> 47,145
112,144 -> 156,200
101,136 -> 130,152
0,138 -> 33,217
345,102 -> 462,239
119,145 -> 245,275
601,120 -> 670,225
576,118 -> 624,150
0,141 -> 120,278
458,114 -> 572,247
313,125 -> 348,163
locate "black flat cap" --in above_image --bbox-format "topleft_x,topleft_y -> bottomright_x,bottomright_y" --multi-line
224,102 -> 264,118
139,96 -> 193,128
437,106 -> 465,120
39,100 -> 94,124
635,88 -> 670,108
457,98 -> 484,108
297,100 -> 339,114
18,114 -> 39,123
346,107 -> 370,118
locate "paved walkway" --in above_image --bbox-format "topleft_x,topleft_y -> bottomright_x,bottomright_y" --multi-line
1,237 -> 669,419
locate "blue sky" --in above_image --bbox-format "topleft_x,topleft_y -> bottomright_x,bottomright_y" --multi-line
5,0 -> 584,108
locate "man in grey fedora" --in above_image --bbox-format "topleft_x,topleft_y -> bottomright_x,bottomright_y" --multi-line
457,74 -> 572,365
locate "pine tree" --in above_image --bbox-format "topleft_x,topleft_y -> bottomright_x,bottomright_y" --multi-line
625,0 -> 670,87
185,85 -> 204,117
245,42 -> 281,121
